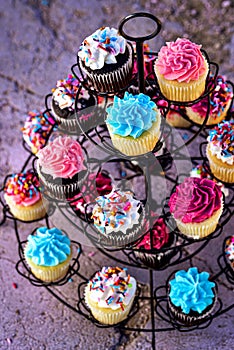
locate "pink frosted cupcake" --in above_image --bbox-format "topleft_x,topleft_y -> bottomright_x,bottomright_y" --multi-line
135,217 -> 177,268
37,136 -> 87,200
168,177 -> 223,239
186,75 -> 233,125
154,38 -> 209,102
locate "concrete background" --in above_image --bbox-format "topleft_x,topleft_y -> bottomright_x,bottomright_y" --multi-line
0,1 -> 233,349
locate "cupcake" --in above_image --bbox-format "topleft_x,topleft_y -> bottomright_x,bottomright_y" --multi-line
135,217 -> 177,269
21,110 -> 56,154
154,38 -> 209,102
24,227 -> 72,282
68,171 -> 112,220
156,99 -> 191,128
4,170 -> 48,222
51,74 -> 96,132
206,120 -> 234,183
225,235 -> 234,273
190,164 -> 229,197
186,75 -> 233,125
37,135 -> 87,200
168,177 -> 223,239
78,27 -> 133,93
168,267 -> 217,325
84,266 -> 137,325
106,92 -> 161,156
91,189 -> 145,247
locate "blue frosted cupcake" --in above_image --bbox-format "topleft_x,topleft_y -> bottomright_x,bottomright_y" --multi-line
106,92 -> 161,156
24,227 -> 72,282
168,267 -> 217,325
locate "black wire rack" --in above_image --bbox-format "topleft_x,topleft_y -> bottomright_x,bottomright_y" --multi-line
0,12 -> 233,350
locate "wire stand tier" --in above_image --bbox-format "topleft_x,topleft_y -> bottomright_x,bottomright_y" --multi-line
0,12 -> 233,350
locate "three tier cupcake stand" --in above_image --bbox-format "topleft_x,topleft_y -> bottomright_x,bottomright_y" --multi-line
0,13 -> 233,350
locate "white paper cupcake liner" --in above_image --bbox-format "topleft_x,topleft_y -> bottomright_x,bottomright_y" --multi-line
174,201 -> 223,239
206,145 -> 234,183
84,285 -> 135,325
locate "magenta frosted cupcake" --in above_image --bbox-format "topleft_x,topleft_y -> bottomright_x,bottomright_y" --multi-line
51,74 -> 96,132
168,177 -> 223,239
78,27 -> 133,93
37,136 -> 87,200
135,217 -> 177,268
154,38 -> 209,102
186,75 -> 233,125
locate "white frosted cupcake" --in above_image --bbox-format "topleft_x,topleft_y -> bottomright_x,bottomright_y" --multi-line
78,27 -> 133,93
85,266 -> 137,325
91,189 -> 145,246
206,120 -> 234,183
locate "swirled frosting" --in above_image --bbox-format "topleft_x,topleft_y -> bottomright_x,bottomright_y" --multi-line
190,76 -> 233,118
168,177 -> 222,223
4,170 -> 41,207
37,136 -> 86,179
78,27 -> 126,70
225,235 -> 234,263
106,92 -> 158,138
155,38 -> 206,83
169,267 -> 215,314
137,217 -> 169,250
87,266 -> 136,310
25,227 -> 71,266
208,120 -> 234,165
92,189 -> 141,235
22,110 -> 56,153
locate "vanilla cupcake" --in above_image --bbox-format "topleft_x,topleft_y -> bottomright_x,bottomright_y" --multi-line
78,27 -> 133,93
91,189 -> 145,247
85,266 -> 137,325
168,177 -> 223,239
168,267 -> 217,325
37,135 -> 87,200
154,38 -> 209,102
206,120 -> 234,183
186,75 -> 233,125
106,92 -> 161,156
24,227 -> 72,282
4,170 -> 48,222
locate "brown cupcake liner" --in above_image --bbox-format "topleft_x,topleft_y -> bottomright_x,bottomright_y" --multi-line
51,104 -> 80,133
37,165 -> 88,200
79,43 -> 133,93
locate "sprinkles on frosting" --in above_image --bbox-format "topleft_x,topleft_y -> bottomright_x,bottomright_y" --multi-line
4,170 -> 41,199
89,267 -> 132,311
21,110 -> 55,152
208,120 -> 234,158
225,235 -> 234,263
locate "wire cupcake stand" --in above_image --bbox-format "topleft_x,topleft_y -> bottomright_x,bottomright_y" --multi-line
0,12 -> 233,350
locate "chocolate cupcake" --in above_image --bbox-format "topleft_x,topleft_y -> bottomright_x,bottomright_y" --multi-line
78,27 -> 133,93
37,136 -> 87,200
51,74 -> 96,132
168,267 -> 217,326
